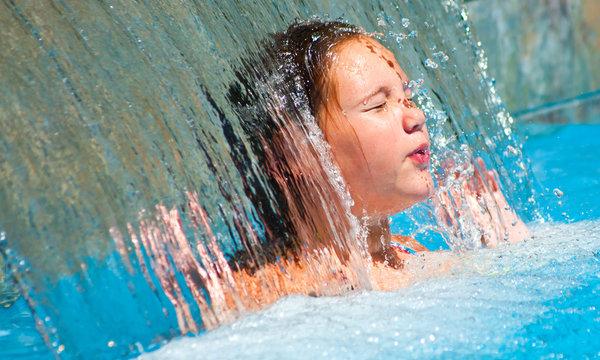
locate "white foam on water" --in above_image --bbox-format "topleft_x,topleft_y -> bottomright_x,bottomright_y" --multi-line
138,220 -> 600,359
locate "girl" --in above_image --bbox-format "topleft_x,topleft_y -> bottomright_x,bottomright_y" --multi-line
226,20 -> 528,305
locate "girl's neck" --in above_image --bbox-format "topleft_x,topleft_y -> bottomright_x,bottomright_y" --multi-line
363,216 -> 402,268
365,216 -> 391,244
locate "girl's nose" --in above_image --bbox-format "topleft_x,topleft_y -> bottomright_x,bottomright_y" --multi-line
402,106 -> 426,134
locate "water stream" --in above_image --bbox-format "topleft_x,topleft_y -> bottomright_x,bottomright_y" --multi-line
1,1 -> 537,358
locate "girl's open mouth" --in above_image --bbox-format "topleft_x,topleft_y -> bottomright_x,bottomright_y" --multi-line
408,144 -> 430,165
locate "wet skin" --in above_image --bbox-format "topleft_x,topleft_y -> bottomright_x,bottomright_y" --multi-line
320,36 -> 434,219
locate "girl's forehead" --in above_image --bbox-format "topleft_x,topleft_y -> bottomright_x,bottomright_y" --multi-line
332,37 -> 408,80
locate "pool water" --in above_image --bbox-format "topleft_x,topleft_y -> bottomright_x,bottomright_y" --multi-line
135,123 -> 600,359
2,123 -> 600,359
522,123 -> 600,222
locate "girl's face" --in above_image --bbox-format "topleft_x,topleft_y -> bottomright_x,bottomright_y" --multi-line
320,36 -> 433,218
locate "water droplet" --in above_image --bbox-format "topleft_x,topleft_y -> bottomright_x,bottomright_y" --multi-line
553,188 -> 563,198
402,18 -> 410,27
431,51 -> 449,63
425,59 -> 438,69
0,231 -> 5,242
368,336 -> 379,343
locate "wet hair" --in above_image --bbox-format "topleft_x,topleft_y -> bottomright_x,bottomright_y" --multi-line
271,21 -> 364,118
224,20 -> 364,271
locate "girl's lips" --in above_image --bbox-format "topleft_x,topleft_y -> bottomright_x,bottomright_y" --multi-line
408,144 -> 430,165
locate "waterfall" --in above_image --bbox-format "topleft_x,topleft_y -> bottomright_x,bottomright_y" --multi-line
0,0 -> 537,358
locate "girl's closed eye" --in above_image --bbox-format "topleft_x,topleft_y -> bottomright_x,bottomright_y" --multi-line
367,101 -> 387,111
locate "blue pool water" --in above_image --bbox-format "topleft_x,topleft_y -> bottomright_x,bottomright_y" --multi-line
522,123 -> 600,222
2,123 -> 600,359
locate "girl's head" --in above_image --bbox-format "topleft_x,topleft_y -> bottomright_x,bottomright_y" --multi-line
276,21 -> 433,219
227,20 -> 433,268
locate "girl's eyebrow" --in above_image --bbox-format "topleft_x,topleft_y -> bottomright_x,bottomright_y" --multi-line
357,86 -> 390,107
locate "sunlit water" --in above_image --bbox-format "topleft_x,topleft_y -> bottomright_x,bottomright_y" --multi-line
1,0 -> 597,358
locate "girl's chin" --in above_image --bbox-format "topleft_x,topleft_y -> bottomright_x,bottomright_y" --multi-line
363,197 -> 426,218
393,188 -> 434,213
350,182 -> 435,218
